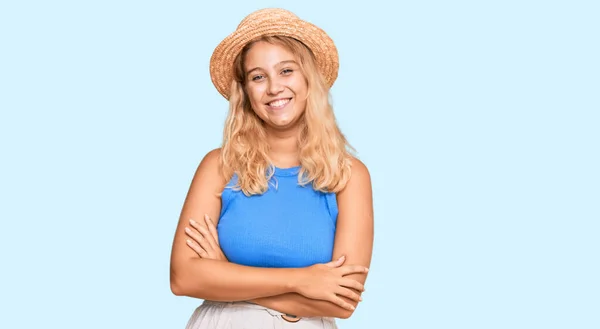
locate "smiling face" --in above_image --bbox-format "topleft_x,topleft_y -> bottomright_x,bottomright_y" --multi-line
243,41 -> 308,131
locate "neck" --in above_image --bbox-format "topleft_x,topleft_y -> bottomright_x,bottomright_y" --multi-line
266,126 -> 300,168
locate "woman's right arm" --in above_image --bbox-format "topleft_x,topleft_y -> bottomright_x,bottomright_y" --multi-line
169,148 -> 366,303
170,148 -> 293,300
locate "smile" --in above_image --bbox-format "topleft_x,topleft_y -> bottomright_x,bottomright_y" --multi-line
267,98 -> 291,109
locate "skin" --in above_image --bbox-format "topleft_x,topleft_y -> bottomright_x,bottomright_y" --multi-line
245,41 -> 310,166
245,41 -> 308,133
169,41 -> 374,319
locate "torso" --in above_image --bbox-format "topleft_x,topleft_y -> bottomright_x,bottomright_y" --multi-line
217,166 -> 338,268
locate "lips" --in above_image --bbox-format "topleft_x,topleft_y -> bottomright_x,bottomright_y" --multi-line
266,98 -> 291,109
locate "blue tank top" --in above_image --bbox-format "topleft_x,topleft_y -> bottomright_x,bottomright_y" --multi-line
217,166 -> 338,268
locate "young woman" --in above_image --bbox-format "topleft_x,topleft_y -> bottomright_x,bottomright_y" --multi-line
169,8 -> 374,328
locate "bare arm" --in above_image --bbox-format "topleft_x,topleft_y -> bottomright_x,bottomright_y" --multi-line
170,148 -> 298,300
170,149 -> 367,303
252,293 -> 355,319
250,158 -> 375,318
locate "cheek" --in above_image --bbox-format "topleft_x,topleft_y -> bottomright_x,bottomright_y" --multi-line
246,87 -> 263,108
292,78 -> 308,97
296,97 -> 307,111
294,86 -> 308,105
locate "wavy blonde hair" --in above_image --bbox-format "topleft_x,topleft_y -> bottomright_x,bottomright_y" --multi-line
220,35 -> 354,196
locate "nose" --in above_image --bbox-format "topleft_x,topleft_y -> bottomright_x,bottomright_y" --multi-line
267,77 -> 284,95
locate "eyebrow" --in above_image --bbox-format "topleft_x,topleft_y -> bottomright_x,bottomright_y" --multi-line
246,60 -> 299,75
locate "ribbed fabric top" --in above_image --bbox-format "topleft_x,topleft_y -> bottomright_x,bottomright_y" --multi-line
217,166 -> 338,268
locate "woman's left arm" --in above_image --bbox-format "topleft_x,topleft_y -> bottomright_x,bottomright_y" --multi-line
252,158 -> 374,318
185,158 -> 374,319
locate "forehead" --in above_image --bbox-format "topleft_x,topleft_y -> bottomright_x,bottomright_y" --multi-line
244,41 -> 297,69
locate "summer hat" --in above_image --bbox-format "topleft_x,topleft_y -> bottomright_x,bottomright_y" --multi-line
209,8 -> 339,99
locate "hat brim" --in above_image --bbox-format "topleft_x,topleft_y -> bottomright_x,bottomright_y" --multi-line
209,17 -> 339,99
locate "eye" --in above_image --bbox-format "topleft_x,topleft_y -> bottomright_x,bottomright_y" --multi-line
281,68 -> 293,75
251,74 -> 264,81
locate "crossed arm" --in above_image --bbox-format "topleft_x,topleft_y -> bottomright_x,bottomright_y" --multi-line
169,148 -> 374,318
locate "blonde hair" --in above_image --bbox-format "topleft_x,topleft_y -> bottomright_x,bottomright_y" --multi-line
220,35 -> 353,196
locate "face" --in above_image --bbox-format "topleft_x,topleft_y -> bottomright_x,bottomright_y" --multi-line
243,41 -> 308,131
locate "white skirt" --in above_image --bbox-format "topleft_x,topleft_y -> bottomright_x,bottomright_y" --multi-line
185,300 -> 338,329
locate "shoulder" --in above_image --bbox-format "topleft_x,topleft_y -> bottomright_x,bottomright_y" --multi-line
350,157 -> 370,180
197,148 -> 222,173
336,156 -> 372,202
344,157 -> 371,191
201,147 -> 222,165
193,148 -> 226,188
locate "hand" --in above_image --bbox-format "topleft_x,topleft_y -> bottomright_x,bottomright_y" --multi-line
185,214 -> 228,261
293,255 -> 368,311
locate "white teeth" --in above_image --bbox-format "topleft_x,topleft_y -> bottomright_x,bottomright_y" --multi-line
268,98 -> 290,107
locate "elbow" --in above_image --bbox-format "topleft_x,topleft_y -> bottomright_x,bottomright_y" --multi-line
336,309 -> 354,319
171,275 -> 202,297
170,273 -> 186,296
170,278 -> 186,296
170,268 -> 211,298
335,300 -> 359,319
170,267 -> 195,297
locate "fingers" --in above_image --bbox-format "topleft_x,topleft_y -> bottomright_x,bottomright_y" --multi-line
340,264 -> 369,276
329,294 -> 356,311
204,214 -> 220,246
197,223 -> 219,252
184,225 -> 205,247
340,278 -> 365,292
336,287 -> 362,303
186,221 -> 214,253
186,238 -> 207,257
325,255 -> 346,268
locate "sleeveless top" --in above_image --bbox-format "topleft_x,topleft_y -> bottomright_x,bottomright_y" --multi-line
217,166 -> 338,268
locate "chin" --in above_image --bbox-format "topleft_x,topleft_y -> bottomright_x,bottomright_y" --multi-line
265,112 -> 296,127
271,120 -> 292,128
267,116 -> 299,129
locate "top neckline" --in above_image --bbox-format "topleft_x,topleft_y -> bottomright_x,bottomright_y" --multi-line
273,165 -> 301,177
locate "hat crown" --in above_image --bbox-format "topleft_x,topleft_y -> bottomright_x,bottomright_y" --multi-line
237,8 -> 299,29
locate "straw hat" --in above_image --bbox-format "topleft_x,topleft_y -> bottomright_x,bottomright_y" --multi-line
209,8 -> 339,99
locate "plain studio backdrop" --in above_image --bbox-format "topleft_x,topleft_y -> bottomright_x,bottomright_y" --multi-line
0,1 -> 598,328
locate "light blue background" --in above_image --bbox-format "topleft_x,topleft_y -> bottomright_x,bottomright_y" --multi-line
1,0 -> 598,328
